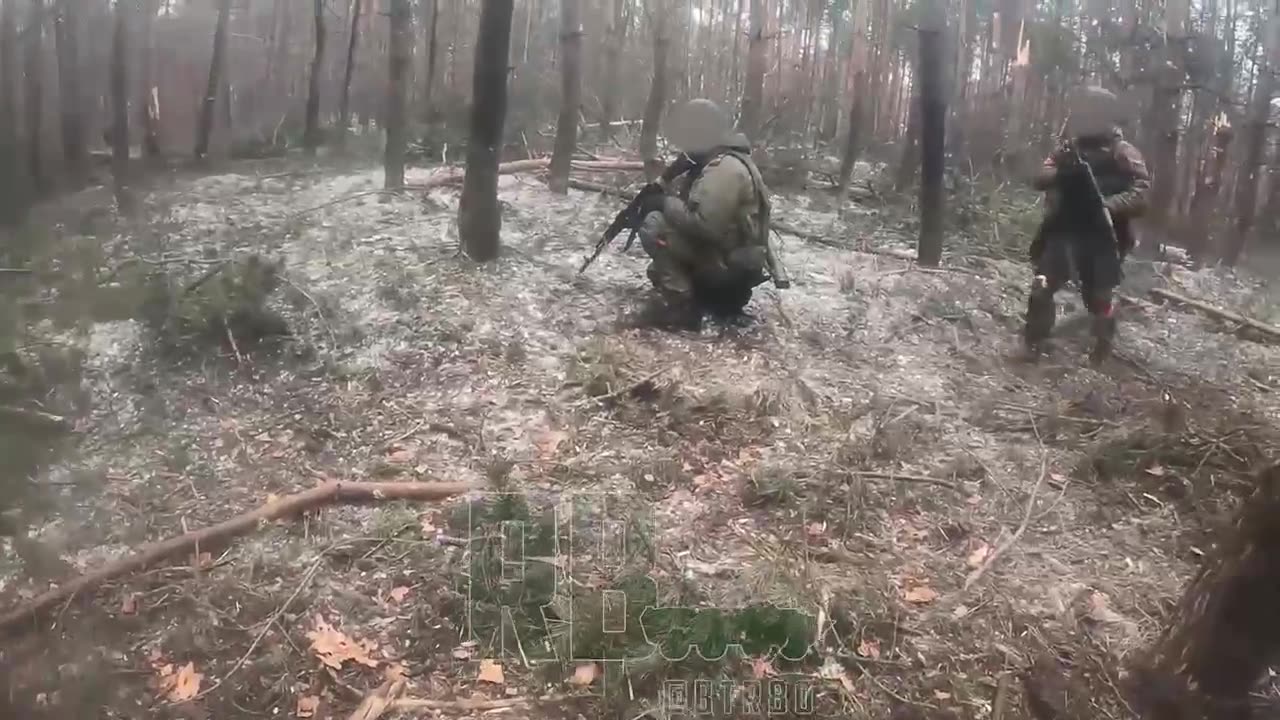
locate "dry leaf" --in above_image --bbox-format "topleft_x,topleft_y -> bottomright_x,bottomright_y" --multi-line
192,552 -> 213,569
306,615 -> 381,670
387,448 -> 414,464
1048,471 -> 1067,483
857,638 -> 881,659
839,673 -> 857,693
1144,464 -> 1167,477
163,662 -> 203,702
266,493 -> 281,505
420,513 -> 437,535
570,663 -> 598,686
477,659 -> 505,684
902,585 -> 939,604
966,542 -> 991,568
751,656 -> 777,679
385,662 -> 408,681
934,690 -> 953,700
147,647 -> 164,664
120,593 -> 139,616
295,695 -> 320,718
806,521 -> 826,537
388,586 -> 411,603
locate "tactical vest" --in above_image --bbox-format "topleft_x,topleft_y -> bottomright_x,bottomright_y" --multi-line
681,147 -> 772,256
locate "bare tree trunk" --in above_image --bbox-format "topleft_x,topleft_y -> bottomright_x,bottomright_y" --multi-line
916,0 -> 945,267
138,0 -> 160,159
1186,118 -> 1232,262
1140,0 -> 1189,258
730,0 -> 744,105
0,0 -> 22,224
384,0 -> 411,188
304,0 -> 326,153
195,0 -> 231,160
740,0 -> 765,142
337,0 -> 362,148
54,0 -> 86,180
422,0 -> 439,123
836,69 -> 867,213
110,0 -> 133,214
639,2 -> 669,179
458,0 -> 515,261
599,0 -> 626,141
1224,6 -> 1278,266
894,94 -> 921,190
24,0 -> 44,192
548,0 -> 582,194
1127,463 -> 1280,720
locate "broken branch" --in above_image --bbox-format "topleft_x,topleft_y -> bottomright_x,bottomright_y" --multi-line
1150,287 -> 1280,341
0,480 -> 473,634
844,470 -> 961,491
348,676 -> 408,720
964,457 -> 1048,590
0,405 -> 72,432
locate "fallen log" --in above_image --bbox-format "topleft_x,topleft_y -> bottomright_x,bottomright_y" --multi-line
1149,287 -> 1280,341
414,157 -> 644,190
0,480 -> 473,635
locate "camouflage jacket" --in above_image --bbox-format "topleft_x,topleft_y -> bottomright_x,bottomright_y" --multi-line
1031,129 -> 1150,257
659,147 -> 771,274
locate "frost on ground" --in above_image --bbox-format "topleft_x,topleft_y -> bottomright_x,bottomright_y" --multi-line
2,158 -> 1279,719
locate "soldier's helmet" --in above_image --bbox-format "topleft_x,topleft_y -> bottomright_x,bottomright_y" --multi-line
667,99 -> 747,154
1066,85 -> 1121,139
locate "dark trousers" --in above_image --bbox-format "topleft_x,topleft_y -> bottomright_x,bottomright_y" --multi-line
1025,228 -> 1121,344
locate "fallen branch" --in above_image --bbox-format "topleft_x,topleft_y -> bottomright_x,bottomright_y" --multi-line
581,367 -> 669,405
348,676 -> 408,720
844,470 -> 961,492
1150,287 -> 1280,341
0,267 -> 32,274
0,480 -> 473,634
964,457 -> 1048,590
0,405 -> 72,432
393,696 -> 565,712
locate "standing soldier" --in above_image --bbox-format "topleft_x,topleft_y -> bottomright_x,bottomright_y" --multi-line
633,99 -> 787,331
1024,86 -> 1150,364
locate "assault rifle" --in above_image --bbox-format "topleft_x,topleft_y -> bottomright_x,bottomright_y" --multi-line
1059,139 -> 1120,260
576,154 -> 700,275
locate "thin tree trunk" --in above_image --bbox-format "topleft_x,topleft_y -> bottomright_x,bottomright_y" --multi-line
0,0 -> 22,224
548,0 -> 583,194
195,0 -> 231,160
54,0 -> 86,180
740,0 -> 765,141
458,0 -> 515,261
110,0 -> 133,214
1140,0 -> 1189,257
599,0 -> 625,141
1185,119 -> 1232,262
916,0 -> 946,267
1223,6 -> 1278,266
304,0 -> 326,153
836,70 -> 867,213
422,0 -> 439,123
337,0 -> 362,148
138,0 -> 160,159
639,2 -> 670,179
384,0 -> 412,188
730,0 -> 744,105
894,93 -> 921,190
24,0 -> 44,192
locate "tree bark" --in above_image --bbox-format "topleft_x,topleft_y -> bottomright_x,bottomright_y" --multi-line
337,0 -> 362,148
894,94 -> 921,190
1140,0 -> 1189,258
916,0 -> 946,267
384,0 -> 412,188
729,0 -> 744,106
137,0 -> 160,159
54,0 -> 86,180
836,69 -> 867,213
458,0 -> 515,261
0,0 -> 21,224
740,0 -> 765,142
422,0 -> 439,124
195,0 -> 231,160
1223,6 -> 1279,266
303,0 -> 326,154
1185,119 -> 1233,263
639,2 -> 669,179
110,0 -> 133,214
24,0 -> 44,192
548,0 -> 583,194
598,0 -> 626,141
1127,463 -> 1280,720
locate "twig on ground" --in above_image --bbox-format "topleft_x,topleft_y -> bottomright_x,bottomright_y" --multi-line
844,470 -> 961,492
0,480 -> 473,634
994,401 -> 1121,428
348,676 -> 408,720
0,405 -> 72,432
0,267 -> 32,274
392,696 -> 569,712
993,673 -> 1012,720
964,456 -> 1049,590
279,275 -> 339,351
581,367 -> 668,405
1150,286 -> 1280,341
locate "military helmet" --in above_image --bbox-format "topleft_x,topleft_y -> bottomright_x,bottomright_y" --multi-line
1066,85 -> 1121,138
667,99 -> 743,154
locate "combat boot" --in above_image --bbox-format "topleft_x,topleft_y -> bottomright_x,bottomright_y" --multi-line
1089,314 -> 1117,366
1023,282 -> 1056,358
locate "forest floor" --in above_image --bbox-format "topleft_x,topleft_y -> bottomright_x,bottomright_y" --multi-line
2,153 -> 1280,720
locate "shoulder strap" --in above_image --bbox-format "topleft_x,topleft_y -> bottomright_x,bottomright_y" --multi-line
721,150 -> 772,246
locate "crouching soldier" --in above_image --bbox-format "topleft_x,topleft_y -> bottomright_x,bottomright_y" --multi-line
634,99 -> 787,331
1025,86 -> 1150,364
